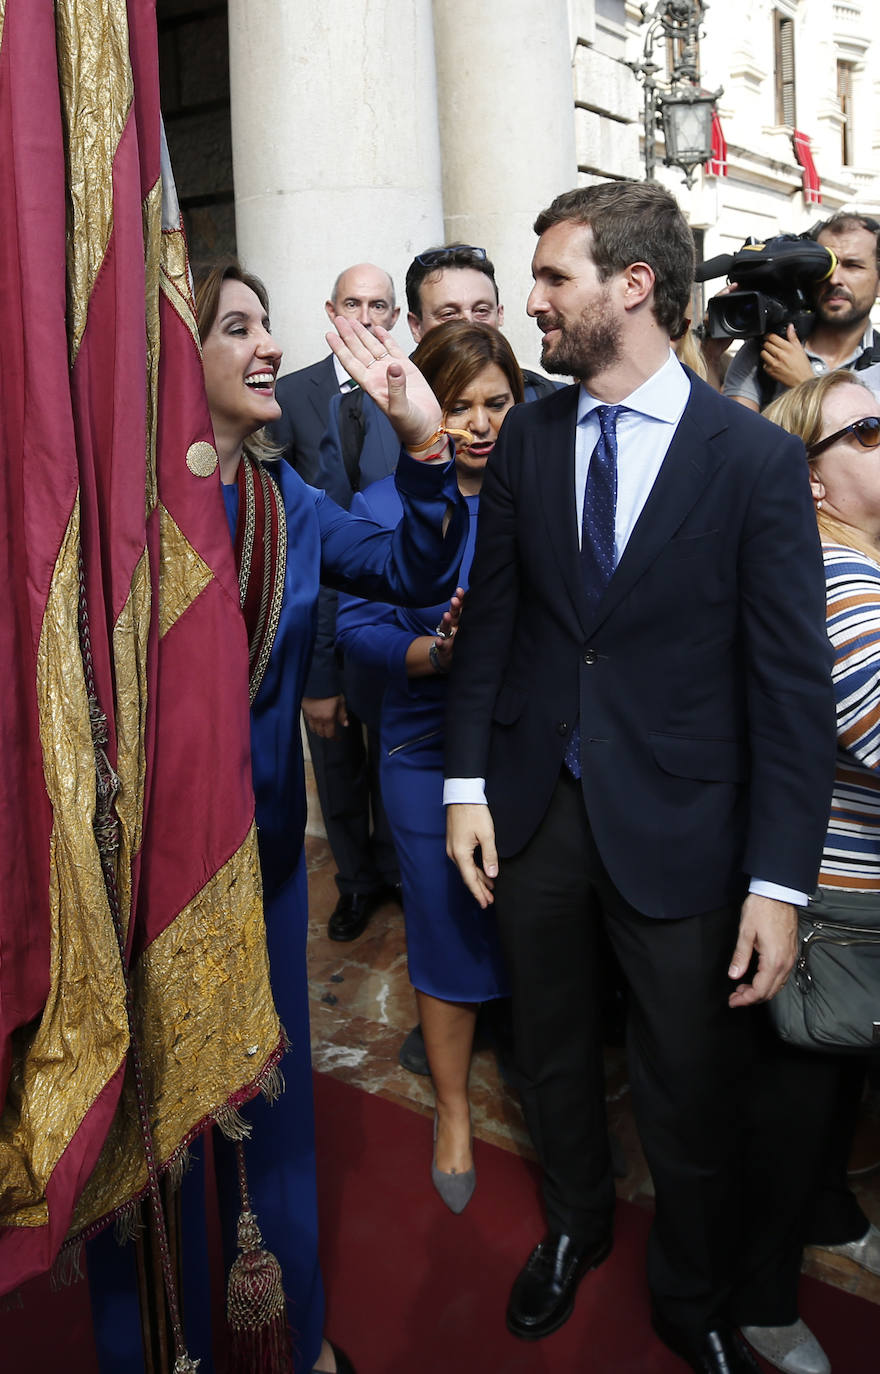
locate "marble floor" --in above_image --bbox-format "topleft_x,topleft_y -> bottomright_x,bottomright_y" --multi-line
303,798 -> 880,1311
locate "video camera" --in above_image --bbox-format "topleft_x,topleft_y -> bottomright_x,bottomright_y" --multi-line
696,234 -> 836,341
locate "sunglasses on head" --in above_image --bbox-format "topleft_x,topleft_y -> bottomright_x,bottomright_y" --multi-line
413,245 -> 487,269
807,415 -> 880,459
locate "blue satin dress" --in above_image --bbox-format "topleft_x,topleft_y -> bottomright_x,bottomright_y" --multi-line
88,454 -> 466,1373
337,477 -> 509,1004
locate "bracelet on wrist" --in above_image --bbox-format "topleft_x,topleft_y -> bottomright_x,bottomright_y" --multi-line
428,640 -> 449,674
407,425 -> 473,455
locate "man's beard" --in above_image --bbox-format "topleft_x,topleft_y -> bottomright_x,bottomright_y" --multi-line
538,295 -> 622,380
816,289 -> 871,330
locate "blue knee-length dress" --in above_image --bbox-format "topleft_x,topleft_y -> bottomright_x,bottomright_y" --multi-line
337,478 -> 509,1004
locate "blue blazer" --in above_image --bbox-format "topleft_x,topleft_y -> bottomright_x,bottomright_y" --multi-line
445,370 -> 838,919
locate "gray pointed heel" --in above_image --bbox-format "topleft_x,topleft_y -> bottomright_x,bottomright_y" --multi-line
431,1111 -> 476,1214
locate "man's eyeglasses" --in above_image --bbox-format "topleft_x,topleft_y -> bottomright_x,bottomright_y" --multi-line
807,416 -> 880,459
414,245 -> 487,269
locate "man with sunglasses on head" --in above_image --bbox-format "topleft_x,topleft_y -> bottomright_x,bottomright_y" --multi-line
723,213 -> 880,411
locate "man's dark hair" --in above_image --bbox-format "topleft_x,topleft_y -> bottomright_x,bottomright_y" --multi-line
533,183 -> 695,337
811,213 -> 880,271
405,243 -> 499,318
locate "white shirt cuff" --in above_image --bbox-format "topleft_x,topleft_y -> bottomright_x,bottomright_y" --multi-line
443,777 -> 487,806
749,878 -> 809,907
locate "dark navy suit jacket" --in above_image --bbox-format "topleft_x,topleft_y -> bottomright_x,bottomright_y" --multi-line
272,355 -> 339,487
445,370 -> 838,919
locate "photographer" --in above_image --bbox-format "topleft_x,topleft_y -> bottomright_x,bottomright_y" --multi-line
722,213 -> 880,411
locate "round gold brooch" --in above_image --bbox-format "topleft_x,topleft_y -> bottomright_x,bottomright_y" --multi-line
186,441 -> 218,477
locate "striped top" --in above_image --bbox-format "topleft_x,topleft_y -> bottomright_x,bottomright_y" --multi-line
821,542 -> 880,889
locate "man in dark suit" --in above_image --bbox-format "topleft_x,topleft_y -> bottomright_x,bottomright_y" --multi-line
272,263 -> 402,942
444,183 -> 838,1373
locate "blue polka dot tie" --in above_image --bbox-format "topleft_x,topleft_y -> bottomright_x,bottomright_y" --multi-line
564,403 -> 622,778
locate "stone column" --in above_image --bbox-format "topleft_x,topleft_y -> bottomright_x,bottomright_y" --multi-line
431,0 -> 577,372
228,0 -> 445,369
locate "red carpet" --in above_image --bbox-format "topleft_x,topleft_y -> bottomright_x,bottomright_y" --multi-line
2,1074 -> 877,1371
314,1072 -> 880,1374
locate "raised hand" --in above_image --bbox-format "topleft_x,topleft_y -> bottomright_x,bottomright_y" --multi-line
326,319 -> 442,453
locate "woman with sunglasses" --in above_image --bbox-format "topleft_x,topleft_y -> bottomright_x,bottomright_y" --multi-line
729,371 -> 880,1374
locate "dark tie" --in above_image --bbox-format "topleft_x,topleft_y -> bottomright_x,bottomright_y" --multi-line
564,403 -> 622,778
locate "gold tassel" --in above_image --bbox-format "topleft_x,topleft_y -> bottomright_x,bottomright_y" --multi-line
258,1060 -> 285,1104
115,1199 -> 143,1245
49,1238 -> 84,1289
214,1103 -> 253,1141
165,1143 -> 192,1192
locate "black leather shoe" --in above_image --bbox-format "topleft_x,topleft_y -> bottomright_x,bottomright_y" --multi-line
506,1231 -> 612,1341
382,880 -> 403,910
653,1314 -> 761,1373
398,1022 -> 430,1075
327,891 -> 381,942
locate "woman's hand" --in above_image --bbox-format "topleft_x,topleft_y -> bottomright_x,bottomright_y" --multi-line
404,588 -> 466,677
435,587 -> 466,642
326,319 -> 443,454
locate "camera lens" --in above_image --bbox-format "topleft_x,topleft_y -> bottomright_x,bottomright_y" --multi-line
722,295 -> 759,335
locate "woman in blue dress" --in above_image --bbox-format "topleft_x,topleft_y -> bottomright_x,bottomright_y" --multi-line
337,322 -> 522,1213
88,264 -> 466,1374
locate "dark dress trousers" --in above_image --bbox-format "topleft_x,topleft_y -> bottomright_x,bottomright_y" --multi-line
445,371 -> 838,1335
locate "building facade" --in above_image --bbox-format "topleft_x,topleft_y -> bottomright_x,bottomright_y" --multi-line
159,1 -> 880,370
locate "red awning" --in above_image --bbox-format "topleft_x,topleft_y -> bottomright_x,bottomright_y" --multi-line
705,110 -> 727,177
793,130 -> 822,205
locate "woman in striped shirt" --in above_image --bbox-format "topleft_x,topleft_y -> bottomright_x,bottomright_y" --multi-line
731,372 -> 880,1374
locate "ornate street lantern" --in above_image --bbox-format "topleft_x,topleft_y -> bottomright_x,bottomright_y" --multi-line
629,0 -> 722,189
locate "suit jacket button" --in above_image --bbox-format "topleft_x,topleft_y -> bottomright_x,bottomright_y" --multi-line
557,721 -> 568,735
583,649 -> 597,665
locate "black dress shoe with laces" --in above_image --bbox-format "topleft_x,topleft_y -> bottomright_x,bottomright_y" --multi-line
327,891 -> 381,942
506,1231 -> 612,1341
652,1314 -> 761,1373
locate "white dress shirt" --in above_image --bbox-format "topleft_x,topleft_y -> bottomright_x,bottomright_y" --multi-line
332,353 -> 359,392
443,352 -> 806,907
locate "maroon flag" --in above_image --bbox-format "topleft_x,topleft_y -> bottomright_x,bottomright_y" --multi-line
0,0 -> 281,1294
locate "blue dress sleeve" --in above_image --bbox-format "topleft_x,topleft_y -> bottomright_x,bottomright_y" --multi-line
336,486 -> 419,690
315,450 -> 466,607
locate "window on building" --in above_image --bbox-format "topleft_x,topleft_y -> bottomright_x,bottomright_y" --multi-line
774,12 -> 796,127
838,61 -> 854,165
